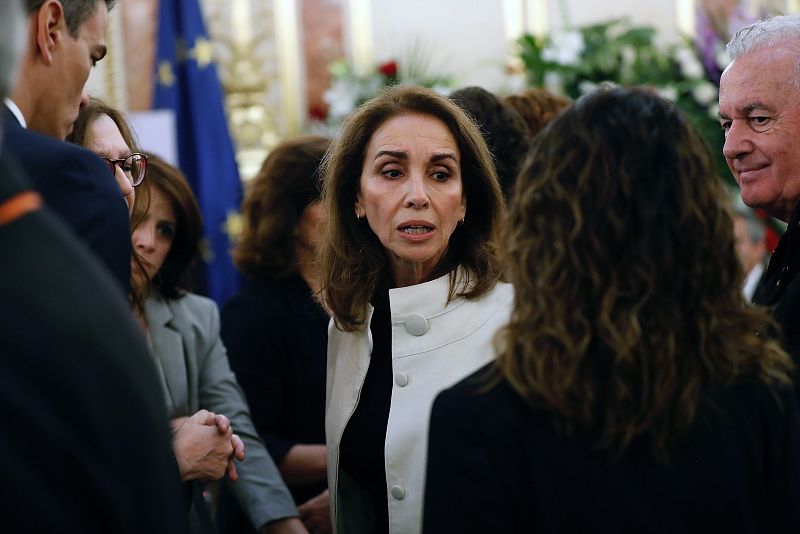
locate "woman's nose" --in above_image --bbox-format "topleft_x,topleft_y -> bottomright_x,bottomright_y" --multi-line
404,173 -> 430,209
133,225 -> 155,251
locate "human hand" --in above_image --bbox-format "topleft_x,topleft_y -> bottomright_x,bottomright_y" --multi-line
297,490 -> 331,534
176,410 -> 246,481
171,410 -> 234,481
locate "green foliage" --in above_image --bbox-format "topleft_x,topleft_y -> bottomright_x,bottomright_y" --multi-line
518,18 -> 729,183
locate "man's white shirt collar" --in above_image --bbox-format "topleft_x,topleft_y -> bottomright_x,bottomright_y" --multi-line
742,262 -> 765,303
4,98 -> 27,128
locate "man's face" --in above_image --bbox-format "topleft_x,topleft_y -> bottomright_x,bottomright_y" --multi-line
30,1 -> 108,139
719,43 -> 800,222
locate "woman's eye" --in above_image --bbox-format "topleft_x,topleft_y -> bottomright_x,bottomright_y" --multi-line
382,169 -> 402,179
431,171 -> 450,181
157,223 -> 175,240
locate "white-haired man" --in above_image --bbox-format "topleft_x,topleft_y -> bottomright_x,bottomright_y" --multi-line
719,14 -> 800,363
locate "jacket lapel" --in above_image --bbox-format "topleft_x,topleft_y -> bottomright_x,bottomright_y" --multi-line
145,294 -> 189,417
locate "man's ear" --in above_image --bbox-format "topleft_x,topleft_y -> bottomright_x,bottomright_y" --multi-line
33,0 -> 67,67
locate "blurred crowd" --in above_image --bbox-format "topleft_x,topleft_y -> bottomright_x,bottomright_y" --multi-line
2,1 -> 799,533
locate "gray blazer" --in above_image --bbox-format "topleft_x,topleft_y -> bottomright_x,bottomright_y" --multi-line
145,291 -> 297,529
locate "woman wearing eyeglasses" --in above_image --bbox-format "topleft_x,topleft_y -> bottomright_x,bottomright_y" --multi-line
68,102 -> 147,215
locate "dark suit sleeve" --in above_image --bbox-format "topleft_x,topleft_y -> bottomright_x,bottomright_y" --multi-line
39,147 -> 132,293
222,293 -> 297,463
2,119 -> 131,293
423,386 -> 516,534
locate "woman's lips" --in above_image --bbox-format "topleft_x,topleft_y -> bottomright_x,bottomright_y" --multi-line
398,221 -> 435,240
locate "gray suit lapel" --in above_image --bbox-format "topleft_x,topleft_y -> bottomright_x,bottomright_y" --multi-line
146,294 -> 190,418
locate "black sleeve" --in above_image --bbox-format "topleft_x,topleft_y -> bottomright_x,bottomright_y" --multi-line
49,147 -> 132,294
765,384 -> 800,531
4,126 -> 132,294
221,292 -> 297,464
423,386 -> 516,534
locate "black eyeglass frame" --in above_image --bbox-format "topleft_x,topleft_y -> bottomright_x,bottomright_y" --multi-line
101,153 -> 148,187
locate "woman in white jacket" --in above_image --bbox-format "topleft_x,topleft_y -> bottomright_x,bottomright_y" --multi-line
318,85 -> 512,534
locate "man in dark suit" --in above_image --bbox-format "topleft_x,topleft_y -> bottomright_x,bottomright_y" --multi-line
0,1 -> 186,529
3,0 -> 130,292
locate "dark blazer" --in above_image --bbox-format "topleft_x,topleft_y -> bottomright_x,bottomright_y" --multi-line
221,275 -> 329,501
2,106 -> 131,293
755,203 -> 800,366
0,153 -> 186,532
423,363 -> 800,534
217,275 -> 329,533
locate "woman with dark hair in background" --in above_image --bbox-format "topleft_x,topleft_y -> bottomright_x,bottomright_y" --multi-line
319,85 -> 511,534
423,87 -> 800,533
449,86 -> 529,198
131,155 -> 305,534
218,136 -> 332,534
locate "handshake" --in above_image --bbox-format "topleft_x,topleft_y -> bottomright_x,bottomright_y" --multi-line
171,409 -> 246,482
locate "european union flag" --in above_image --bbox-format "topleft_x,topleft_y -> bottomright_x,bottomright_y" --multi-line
153,0 -> 242,306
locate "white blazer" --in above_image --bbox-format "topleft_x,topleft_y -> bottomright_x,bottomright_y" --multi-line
325,271 -> 513,534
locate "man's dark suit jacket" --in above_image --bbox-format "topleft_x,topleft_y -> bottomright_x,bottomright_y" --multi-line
2,106 -> 131,293
0,153 -> 186,532
754,203 -> 800,366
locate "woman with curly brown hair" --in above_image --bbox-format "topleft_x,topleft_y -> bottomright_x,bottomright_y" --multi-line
424,87 -> 800,533
319,85 -> 511,534
218,136 -> 333,534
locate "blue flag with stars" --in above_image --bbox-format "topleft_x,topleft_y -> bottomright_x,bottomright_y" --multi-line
153,0 -> 241,306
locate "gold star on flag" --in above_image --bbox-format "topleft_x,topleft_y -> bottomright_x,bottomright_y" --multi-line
157,61 -> 175,87
189,37 -> 214,68
223,210 -> 243,241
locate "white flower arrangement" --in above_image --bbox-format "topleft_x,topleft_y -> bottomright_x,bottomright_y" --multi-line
517,17 -> 727,178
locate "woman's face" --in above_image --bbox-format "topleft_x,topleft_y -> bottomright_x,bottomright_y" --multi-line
132,186 -> 177,283
85,114 -> 135,214
355,113 -> 466,287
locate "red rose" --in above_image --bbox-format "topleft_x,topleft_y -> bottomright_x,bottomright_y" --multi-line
309,104 -> 328,121
378,60 -> 398,77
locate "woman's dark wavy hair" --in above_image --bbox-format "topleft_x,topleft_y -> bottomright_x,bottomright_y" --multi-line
67,97 -> 150,312
233,135 -> 330,280
450,86 -> 529,198
319,85 -> 505,332
136,154 -> 202,300
497,86 -> 793,461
